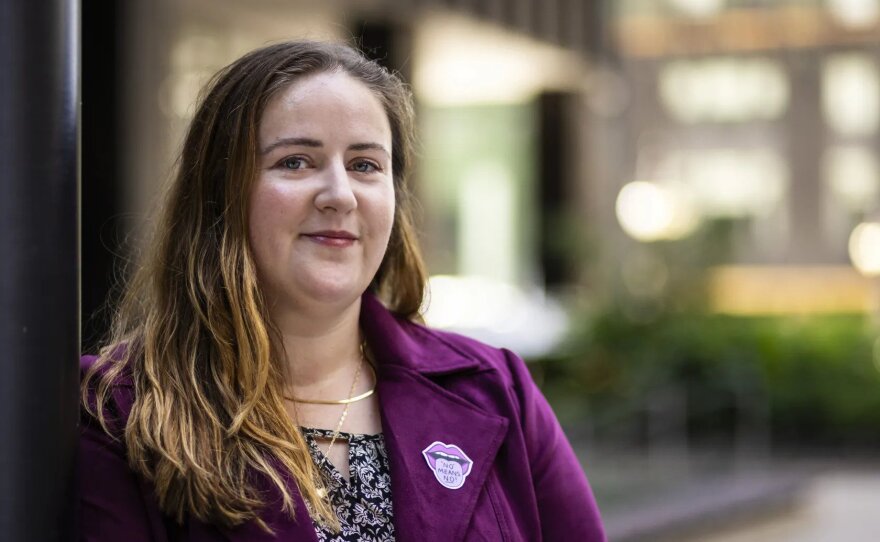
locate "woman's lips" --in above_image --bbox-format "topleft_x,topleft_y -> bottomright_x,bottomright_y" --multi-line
302,230 -> 358,247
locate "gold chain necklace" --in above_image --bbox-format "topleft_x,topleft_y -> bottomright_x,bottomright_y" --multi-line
312,359 -> 361,501
285,343 -> 375,405
288,363 -> 376,405
286,342 -> 373,459
323,357 -> 363,457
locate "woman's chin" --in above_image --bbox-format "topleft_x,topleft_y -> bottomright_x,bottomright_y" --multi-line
294,279 -> 368,309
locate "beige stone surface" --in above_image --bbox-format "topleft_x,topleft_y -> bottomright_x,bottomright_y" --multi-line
688,472 -> 880,542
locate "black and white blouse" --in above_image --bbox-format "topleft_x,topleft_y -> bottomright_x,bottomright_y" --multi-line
300,427 -> 395,542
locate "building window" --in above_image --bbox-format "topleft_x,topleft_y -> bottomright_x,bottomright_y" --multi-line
823,145 -> 880,213
822,53 -> 880,137
659,57 -> 789,123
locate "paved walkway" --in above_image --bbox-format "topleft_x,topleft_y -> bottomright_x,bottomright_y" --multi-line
688,471 -> 880,542
575,444 -> 880,541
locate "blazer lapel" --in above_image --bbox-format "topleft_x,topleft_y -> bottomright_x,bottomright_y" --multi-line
378,367 -> 508,541
362,294 -> 510,541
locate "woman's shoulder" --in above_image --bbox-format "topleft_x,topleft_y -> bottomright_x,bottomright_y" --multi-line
364,293 -> 529,389
81,346 -> 136,387
81,353 -> 119,384
78,353 -> 172,541
80,351 -> 136,439
394,318 -> 532,388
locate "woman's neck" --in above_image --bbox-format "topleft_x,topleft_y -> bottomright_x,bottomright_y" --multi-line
273,297 -> 364,396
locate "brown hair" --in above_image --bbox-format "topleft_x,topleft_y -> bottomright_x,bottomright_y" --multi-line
82,40 -> 427,531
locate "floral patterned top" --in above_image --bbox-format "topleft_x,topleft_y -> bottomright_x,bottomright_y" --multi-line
300,427 -> 395,542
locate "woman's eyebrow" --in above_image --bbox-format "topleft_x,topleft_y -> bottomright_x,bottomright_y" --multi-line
261,137 -> 390,157
348,142 -> 390,157
260,137 -> 321,155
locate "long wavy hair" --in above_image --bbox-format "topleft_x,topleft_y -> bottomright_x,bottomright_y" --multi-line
82,41 -> 427,531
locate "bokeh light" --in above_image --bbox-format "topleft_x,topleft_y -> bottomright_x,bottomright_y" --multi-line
615,181 -> 699,242
849,221 -> 880,276
827,0 -> 880,28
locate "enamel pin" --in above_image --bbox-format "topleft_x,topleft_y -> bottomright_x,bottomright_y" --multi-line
421,441 -> 474,490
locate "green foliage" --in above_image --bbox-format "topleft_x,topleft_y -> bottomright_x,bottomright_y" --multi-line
533,310 -> 880,447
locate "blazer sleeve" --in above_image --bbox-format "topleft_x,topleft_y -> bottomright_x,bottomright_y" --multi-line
78,359 -> 169,541
504,349 -> 607,542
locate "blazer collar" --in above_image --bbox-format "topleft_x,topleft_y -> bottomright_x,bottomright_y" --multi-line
360,293 -> 510,541
360,292 -> 482,376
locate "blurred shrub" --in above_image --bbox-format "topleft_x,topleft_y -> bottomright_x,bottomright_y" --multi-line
532,310 -> 880,448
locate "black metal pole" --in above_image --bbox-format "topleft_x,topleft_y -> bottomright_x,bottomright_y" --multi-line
0,0 -> 80,540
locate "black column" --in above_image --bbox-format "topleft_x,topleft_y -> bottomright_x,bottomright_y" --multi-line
0,0 -> 80,540
538,92 -> 579,288
82,0 -> 124,348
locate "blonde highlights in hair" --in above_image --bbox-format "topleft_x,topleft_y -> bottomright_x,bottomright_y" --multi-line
82,41 -> 427,531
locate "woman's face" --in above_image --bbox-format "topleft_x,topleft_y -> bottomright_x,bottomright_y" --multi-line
249,70 -> 395,313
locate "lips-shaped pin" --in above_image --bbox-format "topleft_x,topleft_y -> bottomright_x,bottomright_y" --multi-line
421,441 -> 473,489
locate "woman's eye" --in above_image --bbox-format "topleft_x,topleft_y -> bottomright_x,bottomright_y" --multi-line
280,157 -> 306,170
351,160 -> 379,173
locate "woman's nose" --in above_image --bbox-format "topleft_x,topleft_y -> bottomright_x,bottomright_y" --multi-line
314,161 -> 357,213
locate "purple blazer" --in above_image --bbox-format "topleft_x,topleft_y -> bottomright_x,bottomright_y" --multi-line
79,293 -> 606,541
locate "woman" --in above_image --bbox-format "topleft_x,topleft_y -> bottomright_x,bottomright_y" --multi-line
79,41 -> 605,541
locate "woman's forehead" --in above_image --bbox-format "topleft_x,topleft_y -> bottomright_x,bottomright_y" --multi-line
259,71 -> 391,148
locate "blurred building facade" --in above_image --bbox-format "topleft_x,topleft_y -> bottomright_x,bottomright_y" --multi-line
600,0 -> 880,316
82,0 -> 880,345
